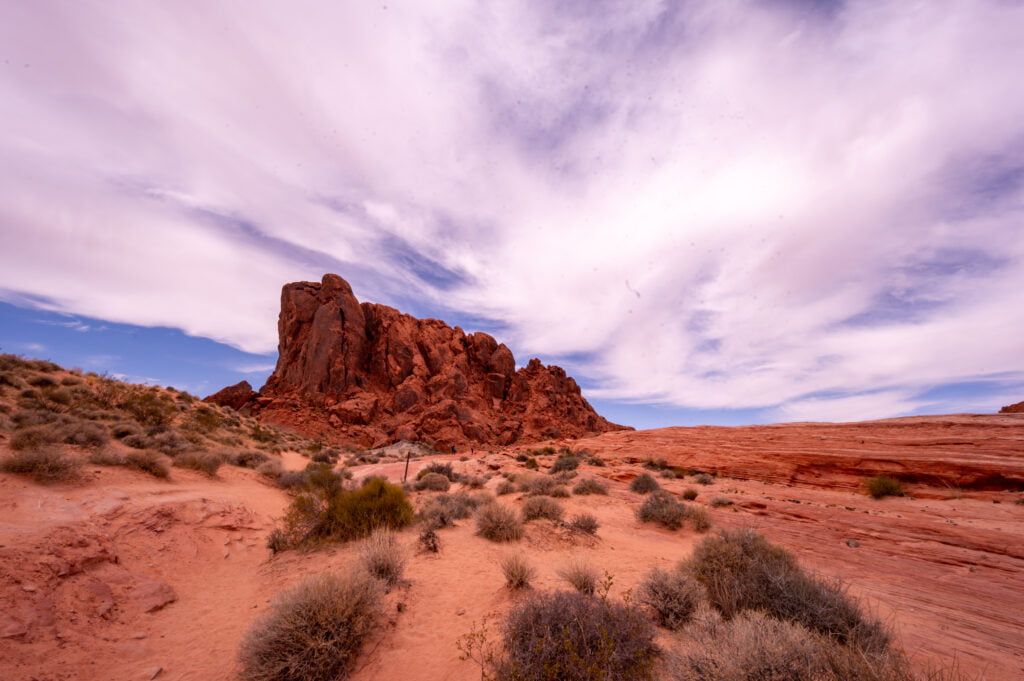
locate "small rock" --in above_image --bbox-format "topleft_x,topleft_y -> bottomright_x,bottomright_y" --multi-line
131,632 -> 148,639
455,608 -> 466,616
21,584 -> 37,593
845,539 -> 860,548
145,666 -> 163,679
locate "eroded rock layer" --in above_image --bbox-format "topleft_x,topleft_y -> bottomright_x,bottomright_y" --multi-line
208,274 -> 625,448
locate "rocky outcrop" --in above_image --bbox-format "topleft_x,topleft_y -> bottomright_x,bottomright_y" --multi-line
999,400 -> 1024,413
210,274 -> 626,448
203,380 -> 257,412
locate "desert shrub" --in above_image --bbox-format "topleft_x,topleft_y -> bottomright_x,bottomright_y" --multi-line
518,475 -> 558,496
497,590 -> 658,681
418,491 -> 481,528
524,457 -> 538,470
521,496 -> 564,522
475,503 -> 524,542
568,513 -> 600,535
315,478 -> 413,543
550,485 -> 570,498
496,480 -> 516,496
630,473 -> 660,494
60,420 -> 109,448
683,529 -> 889,651
642,457 -> 667,471
9,425 -> 60,451
557,557 -> 599,595
637,491 -> 686,530
500,551 -> 536,590
416,472 -> 451,492
238,571 -> 382,681
693,473 -> 714,485
659,469 -> 676,479
109,421 -> 143,439
1,449 -> 80,482
266,528 -> 290,554
682,488 -> 699,501
0,371 -> 26,389
277,470 -> 310,490
686,505 -> 713,532
573,478 -> 608,495
174,451 -> 223,476
123,450 -> 171,478
27,374 -> 59,388
866,476 -> 903,499
418,527 -> 440,553
257,460 -> 285,479
149,430 -> 189,457
637,568 -> 702,629
11,408 -> 57,428
709,496 -> 733,508
417,461 -> 456,481
587,456 -> 605,467
550,455 -> 580,473
359,528 -> 406,588
231,449 -> 271,469
462,475 -> 487,489
553,470 -> 578,483
122,433 -> 151,449
122,390 -> 176,426
666,610 -> 921,681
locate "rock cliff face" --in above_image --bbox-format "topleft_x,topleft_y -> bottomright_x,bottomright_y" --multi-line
999,400 -> 1024,414
208,274 -> 626,448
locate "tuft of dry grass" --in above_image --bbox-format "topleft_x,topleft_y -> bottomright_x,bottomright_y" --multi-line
866,476 -> 904,499
238,572 -> 382,681
500,551 -> 536,589
416,472 -> 451,492
573,478 -> 609,495
568,513 -> 600,535
521,496 -> 564,522
174,451 -> 224,476
123,450 -> 171,478
630,472 -> 661,494
637,491 -> 687,530
557,556 -> 599,595
359,528 -> 406,588
637,567 -> 702,629
496,480 -> 516,495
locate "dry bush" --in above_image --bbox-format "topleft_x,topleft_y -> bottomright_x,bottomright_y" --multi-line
686,505 -> 713,532
518,474 -> 559,496
500,551 -> 536,590
682,488 -> 699,501
475,503 -> 524,542
496,480 -> 516,496
709,496 -> 733,508
174,451 -> 224,476
659,469 -> 677,479
557,557 -> 599,595
238,571 -> 382,681
123,450 -> 171,478
229,449 -> 270,469
693,473 -> 714,485
109,421 -> 143,440
359,528 -> 406,588
550,455 -> 580,473
416,472 -> 451,492
637,567 -> 702,629
418,491 -> 481,528
573,478 -> 609,495
568,513 -> 600,535
666,610 -> 933,681
9,425 -> 60,451
257,459 -> 284,479
637,491 -> 687,530
497,590 -> 658,681
683,529 -> 889,651
866,476 -> 904,499
418,527 -> 440,553
1,449 -> 80,482
149,430 -> 189,457
462,474 -> 487,489
417,461 -> 456,481
630,473 -> 661,494
521,496 -> 564,522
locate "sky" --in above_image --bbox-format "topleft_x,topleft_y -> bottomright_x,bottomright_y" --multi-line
1,0 -> 1023,429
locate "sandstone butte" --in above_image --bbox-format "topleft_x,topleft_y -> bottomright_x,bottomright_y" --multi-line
1000,399 -> 1024,413
205,273 -> 627,448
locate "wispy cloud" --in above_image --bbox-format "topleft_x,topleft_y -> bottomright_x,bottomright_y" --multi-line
1,1 -> 1022,421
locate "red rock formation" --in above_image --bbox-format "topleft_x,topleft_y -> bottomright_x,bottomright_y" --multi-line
999,399 -> 1024,413
203,380 -> 257,412
210,274 -> 626,448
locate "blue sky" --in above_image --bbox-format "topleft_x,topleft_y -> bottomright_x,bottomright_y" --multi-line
2,1 -> 1024,429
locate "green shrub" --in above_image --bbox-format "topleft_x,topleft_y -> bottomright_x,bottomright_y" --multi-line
683,529 -> 889,651
1,449 -> 80,482
557,557 -> 599,595
637,491 -> 686,530
568,513 -> 599,535
630,473 -> 660,494
497,590 -> 658,681
866,476 -> 903,499
475,503 -> 524,542
636,567 -> 702,629
280,478 -> 414,548
521,496 -> 564,522
573,478 -> 608,495
500,551 -> 536,590
359,528 -> 406,589
238,572 -> 382,681
416,472 -> 451,492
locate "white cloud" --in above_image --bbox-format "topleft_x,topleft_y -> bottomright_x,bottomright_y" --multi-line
1,1 -> 1023,421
